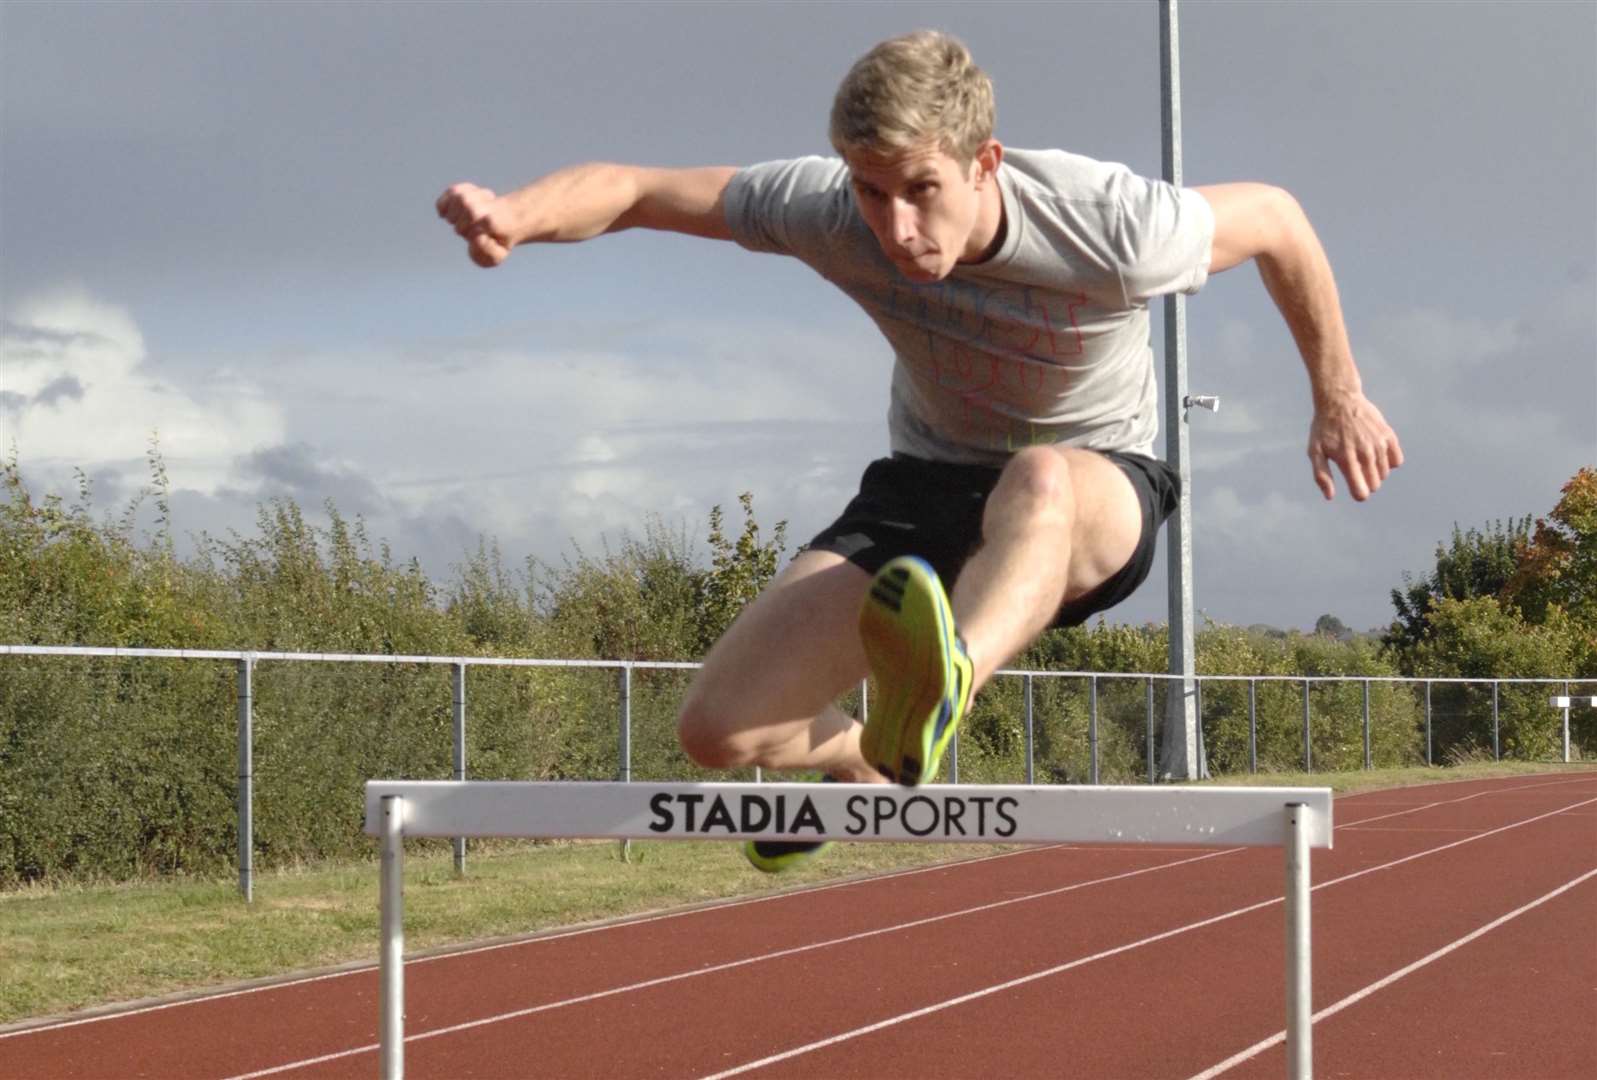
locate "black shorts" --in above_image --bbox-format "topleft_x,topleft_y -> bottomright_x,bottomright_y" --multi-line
806,451 -> 1180,628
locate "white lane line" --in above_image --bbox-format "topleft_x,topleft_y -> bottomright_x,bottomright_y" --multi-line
1338,826 -> 1486,834
1316,796 -> 1596,891
219,849 -> 1242,1080
0,842 -> 1064,1040
689,795 -> 1597,1080
12,775 -> 1589,1045
1337,775 -> 1597,829
694,895 -> 1287,1080
1337,773 -> 1595,805
1185,866 -> 1597,1080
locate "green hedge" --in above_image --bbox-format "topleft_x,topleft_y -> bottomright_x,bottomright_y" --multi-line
2,459 -> 1592,886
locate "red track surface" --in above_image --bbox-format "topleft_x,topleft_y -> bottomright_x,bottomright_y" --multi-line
4,773 -> 1594,1079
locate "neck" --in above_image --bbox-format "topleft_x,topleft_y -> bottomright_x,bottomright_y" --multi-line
962,175 -> 1006,264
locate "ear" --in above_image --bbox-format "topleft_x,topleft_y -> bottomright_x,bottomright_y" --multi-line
972,139 -> 1004,186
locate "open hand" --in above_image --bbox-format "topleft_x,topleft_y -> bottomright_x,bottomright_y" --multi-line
1308,390 -> 1403,501
435,182 -> 514,267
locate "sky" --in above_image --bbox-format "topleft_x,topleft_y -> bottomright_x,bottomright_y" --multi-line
1,0 -> 1593,635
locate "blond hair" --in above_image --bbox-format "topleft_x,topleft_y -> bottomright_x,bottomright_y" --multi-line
829,31 -> 996,165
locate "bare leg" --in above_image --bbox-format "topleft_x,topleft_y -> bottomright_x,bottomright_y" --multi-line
951,447 -> 1143,688
681,448 -> 1141,779
677,549 -> 886,782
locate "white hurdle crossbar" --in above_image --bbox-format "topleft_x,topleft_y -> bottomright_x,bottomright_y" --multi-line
364,781 -> 1333,1080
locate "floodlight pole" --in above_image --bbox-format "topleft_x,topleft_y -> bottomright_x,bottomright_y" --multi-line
1159,0 -> 1203,780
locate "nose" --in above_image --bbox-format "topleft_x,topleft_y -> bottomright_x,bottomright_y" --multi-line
889,198 -> 917,249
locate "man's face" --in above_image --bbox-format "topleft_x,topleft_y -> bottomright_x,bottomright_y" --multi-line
844,141 -> 994,283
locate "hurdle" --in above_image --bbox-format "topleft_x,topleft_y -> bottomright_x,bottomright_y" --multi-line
1550,696 -> 1597,763
364,781 -> 1333,1080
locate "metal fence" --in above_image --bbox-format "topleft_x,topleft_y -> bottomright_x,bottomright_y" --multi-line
2,644 -> 1592,900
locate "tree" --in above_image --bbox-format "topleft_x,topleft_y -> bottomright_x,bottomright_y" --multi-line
1313,613 -> 1350,640
1384,518 -> 1532,657
1503,468 -> 1597,626
1408,597 -> 1582,760
696,493 -> 788,652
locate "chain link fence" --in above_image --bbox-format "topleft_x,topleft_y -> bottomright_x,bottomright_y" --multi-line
2,645 -> 1591,897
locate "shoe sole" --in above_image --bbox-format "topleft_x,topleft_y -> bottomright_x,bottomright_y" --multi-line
859,556 -> 957,786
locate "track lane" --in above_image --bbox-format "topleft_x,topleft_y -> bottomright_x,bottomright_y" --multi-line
3,774 -> 1592,1079
273,785 -> 1597,1078
689,789 -> 1597,1078
1208,869 -> 1597,1079
5,847 -> 1222,1079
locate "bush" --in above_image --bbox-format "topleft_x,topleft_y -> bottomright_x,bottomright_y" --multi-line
3,448 -> 1588,887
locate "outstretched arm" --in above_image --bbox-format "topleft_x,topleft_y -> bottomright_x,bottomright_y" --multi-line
1196,182 -> 1404,502
436,164 -> 739,268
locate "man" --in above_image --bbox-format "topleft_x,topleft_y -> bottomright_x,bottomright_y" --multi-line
436,31 -> 1403,872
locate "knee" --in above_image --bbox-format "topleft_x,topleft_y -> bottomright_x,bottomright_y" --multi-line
994,447 -> 1075,517
676,688 -> 756,770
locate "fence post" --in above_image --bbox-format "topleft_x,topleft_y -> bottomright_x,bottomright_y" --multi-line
452,662 -> 467,875
950,726 -> 960,784
618,664 -> 632,861
1194,677 -> 1203,772
1145,677 -> 1155,784
860,677 -> 868,723
236,656 -> 254,903
1024,674 -> 1035,785
1248,678 -> 1257,774
1362,679 -> 1371,771
1302,678 -> 1312,773
1492,681 -> 1500,761
1425,681 -> 1433,766
1089,675 -> 1099,785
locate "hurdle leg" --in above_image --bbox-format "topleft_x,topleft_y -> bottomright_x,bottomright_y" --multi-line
380,795 -> 406,1080
1284,802 -> 1312,1080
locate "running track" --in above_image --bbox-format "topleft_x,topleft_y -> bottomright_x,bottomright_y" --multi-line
4,773 -> 1594,1079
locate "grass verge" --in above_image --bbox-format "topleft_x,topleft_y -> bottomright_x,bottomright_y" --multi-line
3,760 -> 1592,1028
0,838 -> 1016,1027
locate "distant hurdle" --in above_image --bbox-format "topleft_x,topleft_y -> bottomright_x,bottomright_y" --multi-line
1550,696 -> 1597,763
364,781 -> 1334,1080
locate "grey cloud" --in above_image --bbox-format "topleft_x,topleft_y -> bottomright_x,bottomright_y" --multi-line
0,319 -> 115,352
34,375 -> 86,407
230,442 -> 386,517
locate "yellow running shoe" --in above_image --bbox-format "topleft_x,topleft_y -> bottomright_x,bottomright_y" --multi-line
742,775 -> 835,873
858,556 -> 973,786
742,837 -> 833,873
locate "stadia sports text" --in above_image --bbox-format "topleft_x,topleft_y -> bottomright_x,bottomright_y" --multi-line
646,791 -> 1020,839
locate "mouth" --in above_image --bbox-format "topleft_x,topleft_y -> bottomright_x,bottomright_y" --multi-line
891,251 -> 943,280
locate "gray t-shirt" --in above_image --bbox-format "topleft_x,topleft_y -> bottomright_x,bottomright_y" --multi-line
723,148 -> 1215,463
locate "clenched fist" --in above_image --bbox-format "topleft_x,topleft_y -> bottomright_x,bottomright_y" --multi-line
436,182 -> 515,267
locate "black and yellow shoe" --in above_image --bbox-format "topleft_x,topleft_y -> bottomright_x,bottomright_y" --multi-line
743,776 -> 835,873
858,556 -> 974,787
742,837 -> 834,873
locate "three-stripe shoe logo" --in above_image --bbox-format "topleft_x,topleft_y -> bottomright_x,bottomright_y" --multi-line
870,564 -> 909,613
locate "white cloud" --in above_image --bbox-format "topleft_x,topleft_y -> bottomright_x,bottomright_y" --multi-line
263,313 -> 883,515
120,314 -> 888,583
1,288 -> 285,494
